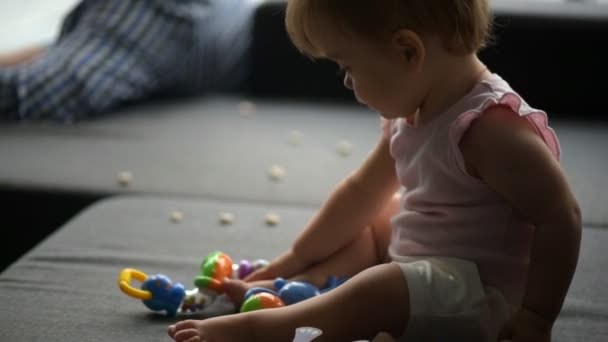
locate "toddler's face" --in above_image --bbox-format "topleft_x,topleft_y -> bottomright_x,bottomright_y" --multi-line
310,24 -> 428,120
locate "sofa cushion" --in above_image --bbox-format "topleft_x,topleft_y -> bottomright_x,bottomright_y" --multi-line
0,195 -> 605,341
1,97 -> 606,224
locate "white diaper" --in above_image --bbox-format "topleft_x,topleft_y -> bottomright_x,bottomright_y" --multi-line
391,256 -> 512,341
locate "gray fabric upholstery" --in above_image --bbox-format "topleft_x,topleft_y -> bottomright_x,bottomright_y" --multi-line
0,195 -> 606,341
0,196 -> 310,341
555,225 -> 608,341
1,97 -> 606,225
0,97 -> 375,205
555,120 -> 608,226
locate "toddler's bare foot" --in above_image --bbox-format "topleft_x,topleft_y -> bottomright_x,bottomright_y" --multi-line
223,278 -> 274,307
168,313 -> 255,342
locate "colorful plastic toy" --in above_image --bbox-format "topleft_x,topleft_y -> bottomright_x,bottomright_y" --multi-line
118,250 -> 349,317
240,276 -> 349,312
240,291 -> 287,312
119,269 -> 190,316
118,251 -> 268,317
194,251 -> 234,293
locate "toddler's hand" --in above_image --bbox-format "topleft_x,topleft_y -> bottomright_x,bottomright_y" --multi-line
497,307 -> 552,342
244,248 -> 309,282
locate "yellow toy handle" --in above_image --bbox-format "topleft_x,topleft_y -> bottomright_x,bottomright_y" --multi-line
118,268 -> 153,300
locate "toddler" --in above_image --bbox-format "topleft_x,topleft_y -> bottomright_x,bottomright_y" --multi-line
169,0 -> 581,341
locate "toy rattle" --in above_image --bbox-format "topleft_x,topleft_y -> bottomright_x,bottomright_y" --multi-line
118,250 -> 349,317
118,251 -> 268,316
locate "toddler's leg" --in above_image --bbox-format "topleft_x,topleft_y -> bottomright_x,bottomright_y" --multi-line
284,191 -> 401,286
224,193 -> 400,302
291,192 -> 399,286
170,262 -> 410,341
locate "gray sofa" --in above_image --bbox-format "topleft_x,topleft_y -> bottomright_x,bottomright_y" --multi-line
1,1 -> 607,341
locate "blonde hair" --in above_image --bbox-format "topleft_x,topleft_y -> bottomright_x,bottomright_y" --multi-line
286,0 -> 493,58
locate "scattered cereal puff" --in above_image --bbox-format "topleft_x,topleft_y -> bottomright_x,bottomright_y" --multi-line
265,213 -> 280,226
268,165 -> 286,181
170,211 -> 184,223
117,171 -> 133,187
336,140 -> 353,157
218,212 -> 235,225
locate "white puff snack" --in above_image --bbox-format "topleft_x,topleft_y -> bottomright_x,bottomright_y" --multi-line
268,164 -> 286,181
117,171 -> 133,187
336,140 -> 354,157
265,212 -> 280,226
169,211 -> 184,223
218,212 -> 235,225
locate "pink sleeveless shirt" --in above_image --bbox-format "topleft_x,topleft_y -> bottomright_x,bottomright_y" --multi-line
383,73 -> 560,303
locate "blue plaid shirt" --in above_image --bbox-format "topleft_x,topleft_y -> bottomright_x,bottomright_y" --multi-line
0,0 -> 256,122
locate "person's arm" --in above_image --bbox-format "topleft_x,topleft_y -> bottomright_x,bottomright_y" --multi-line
460,106 -> 582,341
0,45 -> 46,67
248,136 -> 400,280
0,46 -> 47,120
1,0 -> 194,122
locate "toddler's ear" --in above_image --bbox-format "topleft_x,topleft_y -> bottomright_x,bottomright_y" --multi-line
403,48 -> 415,61
392,29 -> 425,66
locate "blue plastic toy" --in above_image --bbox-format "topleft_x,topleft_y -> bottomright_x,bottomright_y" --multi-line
240,276 -> 349,312
118,251 -> 268,317
118,251 -> 349,316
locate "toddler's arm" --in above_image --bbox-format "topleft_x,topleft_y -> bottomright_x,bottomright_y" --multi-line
461,106 -> 581,340
249,137 -> 400,280
292,137 -> 400,263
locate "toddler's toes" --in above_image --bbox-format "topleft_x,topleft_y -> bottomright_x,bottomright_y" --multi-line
174,328 -> 200,342
168,325 -> 176,338
173,320 -> 198,331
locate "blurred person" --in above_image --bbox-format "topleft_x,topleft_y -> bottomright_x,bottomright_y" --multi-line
0,0 -> 257,122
